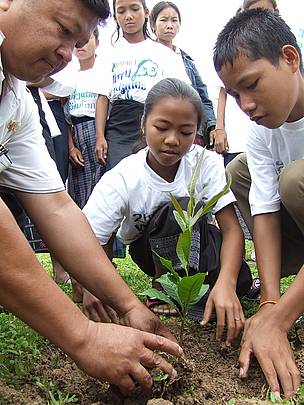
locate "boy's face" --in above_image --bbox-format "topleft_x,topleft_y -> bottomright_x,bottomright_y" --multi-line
218,51 -> 302,129
0,0 -> 99,82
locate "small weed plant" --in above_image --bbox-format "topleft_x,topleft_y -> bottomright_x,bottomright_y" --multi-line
142,149 -> 231,341
0,312 -> 44,385
35,379 -> 78,405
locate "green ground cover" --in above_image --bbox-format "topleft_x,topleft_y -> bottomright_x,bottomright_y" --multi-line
0,243 -> 301,404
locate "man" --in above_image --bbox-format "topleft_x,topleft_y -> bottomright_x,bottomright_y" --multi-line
0,0 -> 182,394
213,9 -> 304,399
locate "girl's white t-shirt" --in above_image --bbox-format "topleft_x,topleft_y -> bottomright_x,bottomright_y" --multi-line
94,37 -> 190,103
83,145 -> 235,245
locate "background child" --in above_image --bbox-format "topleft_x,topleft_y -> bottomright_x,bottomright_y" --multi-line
149,1 -> 216,146
83,78 -> 253,346
214,8 -> 304,397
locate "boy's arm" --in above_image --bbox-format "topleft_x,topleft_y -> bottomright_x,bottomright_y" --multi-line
240,263 -> 304,399
0,198 -> 182,393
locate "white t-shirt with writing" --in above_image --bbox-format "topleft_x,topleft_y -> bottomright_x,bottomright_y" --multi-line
95,37 -> 190,103
83,146 -> 235,245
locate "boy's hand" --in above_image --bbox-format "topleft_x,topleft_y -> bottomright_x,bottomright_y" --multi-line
239,307 -> 300,399
69,147 -> 85,167
73,321 -> 183,394
201,283 -> 245,346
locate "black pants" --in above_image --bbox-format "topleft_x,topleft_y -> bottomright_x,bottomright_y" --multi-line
129,198 -> 252,298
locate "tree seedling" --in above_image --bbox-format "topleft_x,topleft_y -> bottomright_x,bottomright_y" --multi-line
142,149 -> 232,341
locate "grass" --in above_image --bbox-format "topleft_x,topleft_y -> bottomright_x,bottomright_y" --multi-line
0,243 -> 299,404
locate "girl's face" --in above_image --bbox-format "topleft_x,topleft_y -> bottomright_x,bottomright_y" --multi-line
145,96 -> 198,182
247,0 -> 276,10
74,33 -> 98,61
114,0 -> 148,42
153,6 -> 180,46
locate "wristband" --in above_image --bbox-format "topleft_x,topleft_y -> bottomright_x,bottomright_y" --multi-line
215,128 -> 225,131
258,300 -> 277,310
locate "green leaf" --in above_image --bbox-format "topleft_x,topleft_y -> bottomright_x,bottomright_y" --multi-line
152,250 -> 174,272
152,373 -> 169,382
169,193 -> 186,222
190,173 -> 232,227
173,210 -> 187,233
188,148 -> 205,198
176,231 -> 191,271
156,273 -> 182,306
177,273 -> 207,309
140,288 -> 179,312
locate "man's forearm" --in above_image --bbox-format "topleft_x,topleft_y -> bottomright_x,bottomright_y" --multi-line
253,212 -> 282,302
17,191 -> 140,316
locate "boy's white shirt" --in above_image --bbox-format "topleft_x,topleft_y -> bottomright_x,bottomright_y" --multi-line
83,145 -> 235,245
93,37 -> 190,102
247,117 -> 304,216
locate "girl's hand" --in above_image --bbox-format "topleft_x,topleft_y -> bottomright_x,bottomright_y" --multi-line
69,147 -> 85,168
95,138 -> 108,166
201,282 -> 245,346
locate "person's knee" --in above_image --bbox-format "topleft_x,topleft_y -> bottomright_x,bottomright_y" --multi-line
280,160 -> 304,212
226,152 -> 248,194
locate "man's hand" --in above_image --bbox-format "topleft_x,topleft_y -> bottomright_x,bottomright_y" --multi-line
73,321 -> 183,394
120,302 -> 179,344
201,282 -> 245,346
239,306 -> 300,399
214,129 -> 229,154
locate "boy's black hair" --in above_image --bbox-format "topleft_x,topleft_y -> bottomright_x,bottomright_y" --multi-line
81,0 -> 111,24
111,0 -> 152,44
213,8 -> 303,74
149,1 -> 181,33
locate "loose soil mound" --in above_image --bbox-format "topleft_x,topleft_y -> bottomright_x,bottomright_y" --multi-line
1,319 -> 303,404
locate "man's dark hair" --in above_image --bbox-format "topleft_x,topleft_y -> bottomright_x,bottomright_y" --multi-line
213,8 -> 303,74
81,0 -> 111,24
242,0 -> 278,12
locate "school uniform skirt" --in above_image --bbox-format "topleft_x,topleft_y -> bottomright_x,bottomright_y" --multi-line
68,116 -> 105,209
105,99 -> 144,170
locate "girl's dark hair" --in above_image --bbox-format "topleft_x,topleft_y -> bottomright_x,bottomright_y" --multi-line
111,0 -> 152,44
214,8 -> 303,74
133,78 -> 204,152
242,0 -> 279,12
149,1 -> 181,33
81,0 -> 111,24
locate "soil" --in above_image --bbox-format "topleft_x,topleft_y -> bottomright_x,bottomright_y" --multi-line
1,319 -> 304,405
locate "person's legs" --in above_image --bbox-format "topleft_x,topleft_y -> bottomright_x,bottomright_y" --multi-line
279,160 -> 304,276
226,152 -> 253,234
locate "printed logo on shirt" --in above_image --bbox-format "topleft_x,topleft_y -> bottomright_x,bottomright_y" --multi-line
133,212 -> 154,233
275,160 -> 284,175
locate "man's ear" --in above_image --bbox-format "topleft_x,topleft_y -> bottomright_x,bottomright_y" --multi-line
0,0 -> 12,12
281,45 -> 300,73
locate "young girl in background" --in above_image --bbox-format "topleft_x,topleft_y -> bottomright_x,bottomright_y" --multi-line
84,78 -> 253,347
94,0 -> 189,171
149,1 -> 216,146
66,29 -> 105,210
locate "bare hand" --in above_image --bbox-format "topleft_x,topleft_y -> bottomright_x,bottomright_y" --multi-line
69,147 -> 85,168
74,321 -> 183,394
239,306 -> 300,398
82,289 -> 119,323
95,138 -> 108,165
209,129 -> 216,149
214,129 -> 229,154
121,302 -> 179,344
201,283 -> 244,346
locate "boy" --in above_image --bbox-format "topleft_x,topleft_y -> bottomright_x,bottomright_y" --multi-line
213,9 -> 304,398
0,0 -> 181,394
